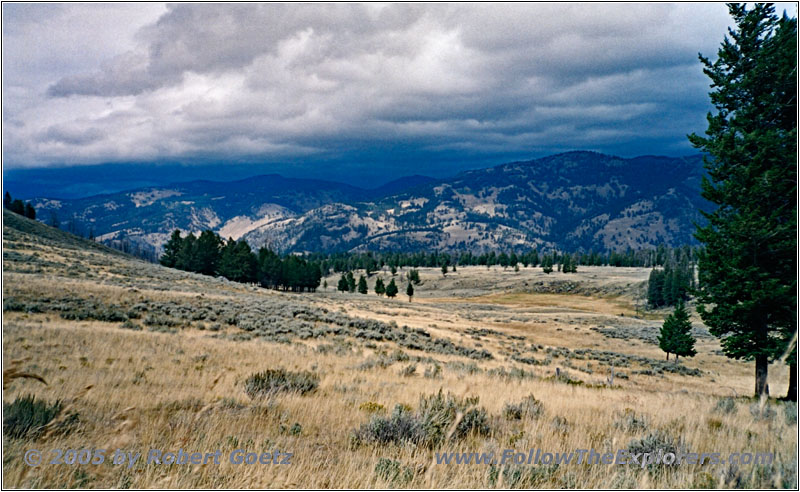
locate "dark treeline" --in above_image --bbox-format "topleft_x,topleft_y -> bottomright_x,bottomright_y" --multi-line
305,244 -> 699,275
160,230 -> 321,292
4,192 -> 36,220
647,255 -> 696,309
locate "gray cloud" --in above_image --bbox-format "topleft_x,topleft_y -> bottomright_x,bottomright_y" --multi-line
3,3 -> 797,171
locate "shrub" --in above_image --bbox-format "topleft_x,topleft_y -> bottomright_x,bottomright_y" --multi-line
424,364 -> 442,379
713,397 -> 737,414
551,416 -> 569,434
614,408 -> 648,433
375,458 -> 414,484
626,430 -> 679,472
3,395 -> 63,439
243,369 -> 319,399
749,402 -> 776,421
120,319 -> 142,331
783,401 -> 797,426
503,395 -> 544,420
351,404 -> 423,446
488,464 -> 560,488
417,390 -> 489,445
352,391 -> 490,449
399,364 -> 417,377
359,401 -> 386,413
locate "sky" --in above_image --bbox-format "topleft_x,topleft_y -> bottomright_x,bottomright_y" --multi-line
2,2 -> 797,193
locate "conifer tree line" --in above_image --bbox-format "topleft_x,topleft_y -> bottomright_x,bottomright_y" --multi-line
646,253 -> 696,308
305,244 -> 699,275
3,192 -> 36,220
160,229 -> 321,292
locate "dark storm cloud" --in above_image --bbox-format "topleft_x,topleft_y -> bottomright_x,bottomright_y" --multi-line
4,3 -> 795,170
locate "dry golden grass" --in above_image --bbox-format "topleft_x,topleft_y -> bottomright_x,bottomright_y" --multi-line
2,214 -> 796,488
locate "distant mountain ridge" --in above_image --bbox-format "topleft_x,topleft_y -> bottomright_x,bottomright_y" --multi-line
29,151 -> 708,253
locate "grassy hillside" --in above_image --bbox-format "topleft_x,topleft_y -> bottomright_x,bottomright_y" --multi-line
2,210 -> 796,488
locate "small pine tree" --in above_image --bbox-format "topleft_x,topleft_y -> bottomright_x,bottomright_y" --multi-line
346,271 -> 356,293
441,264 -> 448,277
406,282 -> 414,302
374,277 -> 385,296
385,278 -> 398,298
337,274 -> 349,293
3,192 -> 11,209
542,256 -> 553,274
357,275 -> 368,294
323,280 -> 328,290
659,301 -> 697,361
670,301 -> 697,360
390,265 -> 397,276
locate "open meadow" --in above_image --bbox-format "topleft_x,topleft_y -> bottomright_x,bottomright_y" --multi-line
2,211 -> 796,488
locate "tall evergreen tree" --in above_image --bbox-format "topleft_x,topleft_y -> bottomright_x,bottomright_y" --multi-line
357,275 -> 368,294
374,277 -> 385,296
337,274 -> 349,293
160,230 -> 183,268
346,271 -> 356,293
659,301 -> 697,361
385,278 -> 398,298
406,282 -> 414,302
9,199 -> 25,216
195,230 -> 222,276
3,192 -> 11,209
542,256 -> 553,274
24,203 -> 36,220
689,4 -> 797,398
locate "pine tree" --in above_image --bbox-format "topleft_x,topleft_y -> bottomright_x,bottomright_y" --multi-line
385,278 -> 398,298
195,230 -> 222,276
688,4 -> 796,398
24,203 -> 36,220
3,192 -> 10,209
659,301 -> 697,361
346,271 -> 356,293
337,274 -> 349,293
9,199 -> 25,216
160,230 -> 183,268
374,277 -> 385,296
406,282 -> 414,302
542,256 -> 553,274
647,269 -> 664,308
441,264 -> 448,277
357,275 -> 368,294
176,233 -> 198,272
671,302 -> 698,360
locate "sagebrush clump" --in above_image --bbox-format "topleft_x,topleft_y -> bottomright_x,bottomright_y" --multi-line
352,390 -> 490,449
243,369 -> 320,399
3,395 -> 64,439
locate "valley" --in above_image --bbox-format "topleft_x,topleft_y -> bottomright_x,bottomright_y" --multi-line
2,210 -> 795,488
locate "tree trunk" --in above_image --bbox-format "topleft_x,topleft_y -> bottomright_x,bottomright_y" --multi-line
755,355 -> 769,397
784,363 -> 797,402
665,353 -> 669,361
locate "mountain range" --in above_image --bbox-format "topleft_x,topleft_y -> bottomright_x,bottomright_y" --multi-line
28,151 -> 709,254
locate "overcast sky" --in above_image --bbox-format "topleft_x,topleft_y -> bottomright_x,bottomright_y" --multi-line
3,2 -> 797,182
